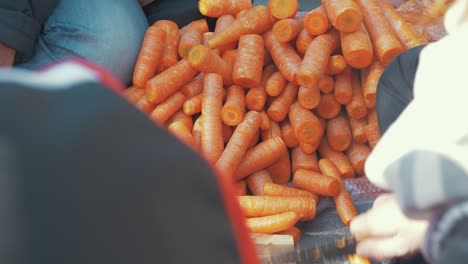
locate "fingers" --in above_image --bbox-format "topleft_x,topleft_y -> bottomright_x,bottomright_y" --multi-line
356,236 -> 411,260
350,209 -> 398,239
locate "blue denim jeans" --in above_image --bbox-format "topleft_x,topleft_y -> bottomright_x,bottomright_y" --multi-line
16,0 -> 148,85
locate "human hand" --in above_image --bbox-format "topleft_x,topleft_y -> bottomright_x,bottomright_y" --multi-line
0,43 -> 15,67
350,194 -> 430,260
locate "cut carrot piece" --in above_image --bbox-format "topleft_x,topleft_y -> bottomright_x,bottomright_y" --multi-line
246,64 -> 276,111
264,182 -> 318,202
277,227 -> 302,243
268,83 -> 299,122
215,15 -> 238,52
304,5 -> 329,35
238,196 -> 316,220
168,121 -> 195,148
361,60 -> 384,109
179,19 -> 209,36
316,93 -> 341,119
318,138 -> 355,178
348,117 -> 368,144
299,141 -> 320,154
346,142 -> 371,175
247,170 -> 273,196
265,71 -> 287,97
222,124 -> 234,143
154,20 -> 180,72
180,73 -> 204,99
135,95 -> 156,114
289,101 -> 323,145
259,110 -> 271,131
292,147 -> 319,173
322,0 -> 362,33
365,109 -> 381,148
192,116 -> 203,152
272,18 -> 304,42
298,86 -> 321,110
150,92 -> 186,124
296,29 -> 315,56
188,45 -> 233,85
233,34 -> 264,88
262,122 -> 291,184
178,29 -> 202,58
293,169 -> 340,196
340,23 -> 373,69
198,0 -> 252,17
327,112 -> 352,151
326,55 -> 347,75
236,180 -> 247,196
246,211 -> 300,234
334,66 -> 353,104
269,0 -> 299,19
167,110 -> 193,131
346,70 -> 367,119
221,85 -> 246,126
280,119 -> 299,148
183,93 -> 203,116
318,75 -> 335,94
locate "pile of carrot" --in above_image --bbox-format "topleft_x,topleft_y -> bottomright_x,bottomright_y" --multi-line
125,0 -> 431,245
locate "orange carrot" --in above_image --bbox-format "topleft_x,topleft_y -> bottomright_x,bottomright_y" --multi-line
277,226 -> 302,243
265,71 -> 287,97
316,93 -> 341,119
150,91 -> 186,124
221,85 -> 246,126
269,0 -> 299,20
264,30 -> 302,84
236,180 -> 247,196
260,110 -> 271,131
319,158 -> 357,225
154,20 -> 180,72
268,83 -> 299,122
247,170 -> 273,195
272,18 -> 304,42
180,73 -> 204,99
347,254 -> 372,264
365,109 -> 381,148
188,45 -> 233,85
296,29 -> 315,56
167,110 -> 193,131
222,50 -> 238,74
233,34 -> 264,88
222,124 -> 234,143
215,15 -> 238,52
326,55 -> 347,75
361,60 -> 384,109
262,122 -> 291,184
318,138 -> 355,178
280,119 -> 299,148
202,32 -> 214,46
238,196 -> 316,220
246,211 -> 300,234
322,0 -> 362,33
318,75 -> 335,94
167,121 -> 195,148
346,70 -> 368,119
293,169 -> 340,196
354,0 -> 403,66
289,101 -> 323,145
292,147 -> 319,173
245,64 -> 276,111
298,86 -> 321,110
248,128 -> 260,149
334,66 -> 353,104
183,93 -> 203,116
234,136 -> 287,180
201,74 -> 225,163
192,116 -> 203,152
327,112 -> 352,151
264,182 -> 318,203
304,5 -> 330,35
367,108 -> 378,124
340,23 -> 373,69
135,95 -> 156,114
348,117 -> 368,144
346,142 -> 371,175
198,0 -> 252,17
179,19 -> 209,36
297,29 -> 340,88
133,26 -> 166,88
208,6 -> 273,49
146,59 -> 198,104
178,28 -> 202,58
217,111 -> 262,174
299,141 -> 320,154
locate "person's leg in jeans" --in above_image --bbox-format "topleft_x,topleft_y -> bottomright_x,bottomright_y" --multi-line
16,0 -> 148,85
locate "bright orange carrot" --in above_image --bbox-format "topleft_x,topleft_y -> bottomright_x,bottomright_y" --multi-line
327,112 -> 352,151
133,26 -> 166,88
135,95 -> 156,114
167,121 -> 195,148
264,30 -> 302,84
222,124 -> 234,143
365,109 -> 381,148
201,74 -> 225,163
262,122 -> 291,185
280,119 -> 299,148
217,111 -> 262,174
322,0 -> 362,33
178,28 -> 202,58
326,55 -> 347,75
354,0 -> 403,66
361,60 -> 384,109
154,20 -> 180,72
334,66 -> 353,104
188,45 -> 233,85
247,170 -> 273,195
180,73 -> 204,99
146,59 -> 198,104
272,18 -> 304,42
246,211 -> 300,234
183,93 -> 203,115
265,71 -> 287,97
198,0 -> 252,17
264,182 -> 318,203
289,101 -> 323,145
268,83 -> 299,122
340,23 -> 373,69
238,196 -> 316,220
347,254 -> 372,264
167,110 -> 193,131
296,29 -> 315,56
221,85 -> 246,126
293,169 -> 340,196
297,29 -> 340,88
208,6 -> 273,49
299,141 -> 320,154
222,49 -> 238,69
292,147 -> 319,173
304,5 -> 329,36
234,136 -> 287,180
179,19 -> 209,36
260,110 -> 271,131
346,70 -> 368,119
236,180 -> 247,196
233,34 -> 264,88
245,64 -> 276,111
298,86 -> 321,110
318,75 -> 335,94
348,117 -> 367,144
316,93 -> 341,119
318,138 -> 355,178
215,15 -> 238,52
150,92 -> 186,124
319,158 -> 357,225
192,116 -> 203,152
277,226 -> 302,243
269,0 -> 299,19
346,142 -> 371,175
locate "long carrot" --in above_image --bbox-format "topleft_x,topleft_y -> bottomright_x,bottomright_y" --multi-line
262,122 -> 291,184
146,59 -> 198,104
236,180 -> 247,196
180,73 -> 204,99
348,117 -> 368,144
272,18 -> 304,42
319,158 -> 357,225
183,93 -> 203,116
326,55 -> 347,75
346,142 -> 371,175
322,0 -> 362,33
289,101 -> 323,145
316,93 -> 341,119
318,75 -> 335,94
135,95 -> 156,114
361,60 -> 384,109
259,110 -> 271,131
201,74 -> 225,164
221,85 -> 246,126
298,86 -> 321,110
133,26 -> 166,88
268,83 -> 299,122
334,66 -> 353,104
238,196 -> 316,220
268,0 -> 299,19
277,226 -> 302,243
327,112 -> 352,151
304,5 -> 330,36
247,169 -> 273,196
215,15 -> 238,52
246,211 -> 300,234
318,138 -> 355,178
208,6 -> 273,49
280,119 -> 299,148
150,92 -> 186,124
293,169 -> 340,196
198,0 -> 252,17
296,29 -> 315,56
179,19 -> 209,36
192,116 -> 203,152
234,136 -> 287,180
264,30 -> 302,84
354,0 -> 403,66
233,34 -> 264,88
264,182 -> 318,204
188,45 -> 233,85
292,147 -> 319,173
245,64 -> 276,111
340,23 -> 373,69
154,20 -> 180,72
167,121 -> 195,148
346,70 -> 368,119
217,111 -> 262,174
167,110 -> 193,131
297,29 -> 340,89
265,72 -> 287,97
248,128 -> 260,149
